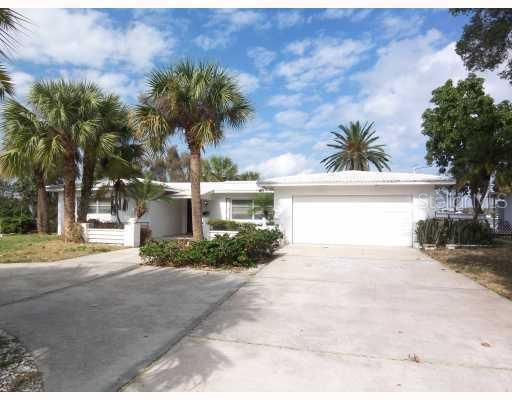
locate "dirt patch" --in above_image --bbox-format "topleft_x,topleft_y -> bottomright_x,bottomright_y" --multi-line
0,329 -> 43,391
425,244 -> 512,300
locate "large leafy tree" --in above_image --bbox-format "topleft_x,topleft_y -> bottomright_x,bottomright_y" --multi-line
142,145 -> 190,182
421,74 -> 512,219
132,60 -> 253,240
0,9 -> 26,99
202,156 -> 238,181
77,94 -> 128,222
26,80 -> 108,241
237,170 -> 260,180
321,121 -> 391,172
451,9 -> 512,84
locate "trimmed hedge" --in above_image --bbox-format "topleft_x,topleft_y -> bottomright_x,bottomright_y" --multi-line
140,224 -> 283,268
416,218 -> 494,246
208,218 -> 247,231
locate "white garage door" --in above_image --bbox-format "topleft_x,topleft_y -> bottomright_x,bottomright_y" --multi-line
292,195 -> 412,246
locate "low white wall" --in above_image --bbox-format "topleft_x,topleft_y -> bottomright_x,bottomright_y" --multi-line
81,218 -> 140,247
273,185 -> 437,246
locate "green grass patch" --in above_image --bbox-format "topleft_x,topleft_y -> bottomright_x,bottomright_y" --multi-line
0,234 -> 120,263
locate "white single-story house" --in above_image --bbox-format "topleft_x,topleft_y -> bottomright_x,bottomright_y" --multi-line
259,171 -> 455,247
47,171 -> 455,247
47,180 -> 268,238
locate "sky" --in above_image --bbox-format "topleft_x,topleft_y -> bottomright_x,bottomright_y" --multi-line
7,8 -> 512,178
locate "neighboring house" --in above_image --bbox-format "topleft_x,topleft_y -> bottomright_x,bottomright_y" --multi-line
47,171 -> 455,247
259,171 -> 455,247
46,180 -> 267,238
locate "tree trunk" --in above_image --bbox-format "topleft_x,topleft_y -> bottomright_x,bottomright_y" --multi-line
189,150 -> 203,240
78,149 -> 96,222
63,149 -> 76,241
35,171 -> 48,234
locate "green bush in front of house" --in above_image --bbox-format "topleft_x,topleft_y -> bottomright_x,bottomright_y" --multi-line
416,218 -> 494,246
207,218 -> 248,231
139,225 -> 283,268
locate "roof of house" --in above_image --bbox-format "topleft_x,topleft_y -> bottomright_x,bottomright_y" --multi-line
46,179 -> 264,197
258,171 -> 455,187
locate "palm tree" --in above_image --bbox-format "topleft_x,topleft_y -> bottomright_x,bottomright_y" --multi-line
132,60 -> 253,240
0,9 -> 26,99
202,156 -> 238,181
77,94 -> 128,222
0,99 -> 58,233
28,80 -> 108,241
126,174 -> 171,219
321,121 -> 391,172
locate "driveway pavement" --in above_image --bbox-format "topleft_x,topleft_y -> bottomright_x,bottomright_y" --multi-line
0,249 -> 248,391
125,245 -> 512,391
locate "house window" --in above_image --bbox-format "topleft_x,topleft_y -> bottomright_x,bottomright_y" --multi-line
231,199 -> 263,221
87,200 -> 111,214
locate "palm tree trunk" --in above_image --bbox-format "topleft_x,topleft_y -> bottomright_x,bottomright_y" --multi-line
189,149 -> 203,240
78,149 -> 96,222
63,149 -> 76,241
35,171 -> 48,234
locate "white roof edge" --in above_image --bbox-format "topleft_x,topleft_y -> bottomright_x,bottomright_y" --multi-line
260,181 -> 455,188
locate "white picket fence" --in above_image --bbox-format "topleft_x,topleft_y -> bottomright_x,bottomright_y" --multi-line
81,218 -> 140,247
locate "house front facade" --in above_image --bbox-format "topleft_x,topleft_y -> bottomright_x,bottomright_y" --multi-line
47,180 -> 268,239
48,171 -> 455,247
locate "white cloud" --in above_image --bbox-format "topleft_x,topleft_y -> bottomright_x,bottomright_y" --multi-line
284,39 -> 313,56
247,46 -> 276,72
246,152 -> 316,178
11,70 -> 35,99
319,9 -> 372,22
380,14 -> 425,39
275,110 -> 308,128
267,93 -> 321,108
15,9 -> 171,70
267,94 -> 303,108
276,36 -> 372,90
230,70 -> 260,93
58,68 -> 145,103
276,10 -> 304,29
194,9 -> 268,50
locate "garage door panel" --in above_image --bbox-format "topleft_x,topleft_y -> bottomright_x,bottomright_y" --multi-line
292,196 -> 412,246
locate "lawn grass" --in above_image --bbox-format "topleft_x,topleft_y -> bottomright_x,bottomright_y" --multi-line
0,234 -> 120,263
425,240 -> 512,300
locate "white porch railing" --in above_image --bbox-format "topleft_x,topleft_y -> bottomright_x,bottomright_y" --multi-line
81,217 -> 140,247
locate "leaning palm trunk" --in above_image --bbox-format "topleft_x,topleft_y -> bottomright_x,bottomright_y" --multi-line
189,150 -> 203,240
35,170 -> 48,233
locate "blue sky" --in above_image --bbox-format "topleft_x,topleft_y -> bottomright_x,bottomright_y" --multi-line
8,8 -> 512,177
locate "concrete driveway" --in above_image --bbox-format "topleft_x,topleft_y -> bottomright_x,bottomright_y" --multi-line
0,249 -> 248,391
125,245 -> 512,391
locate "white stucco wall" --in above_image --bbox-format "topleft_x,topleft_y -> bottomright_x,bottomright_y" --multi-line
273,185 -> 438,246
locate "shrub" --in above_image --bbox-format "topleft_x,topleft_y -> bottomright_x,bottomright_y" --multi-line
208,218 -> 245,230
140,226 -> 283,268
0,215 -> 36,234
416,218 -> 493,246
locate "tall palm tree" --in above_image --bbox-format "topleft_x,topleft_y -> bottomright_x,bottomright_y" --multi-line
321,121 -> 391,172
77,94 -> 127,222
202,156 -> 238,181
132,60 -> 253,240
0,9 -> 26,99
0,99 -> 59,233
28,80 -> 108,241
